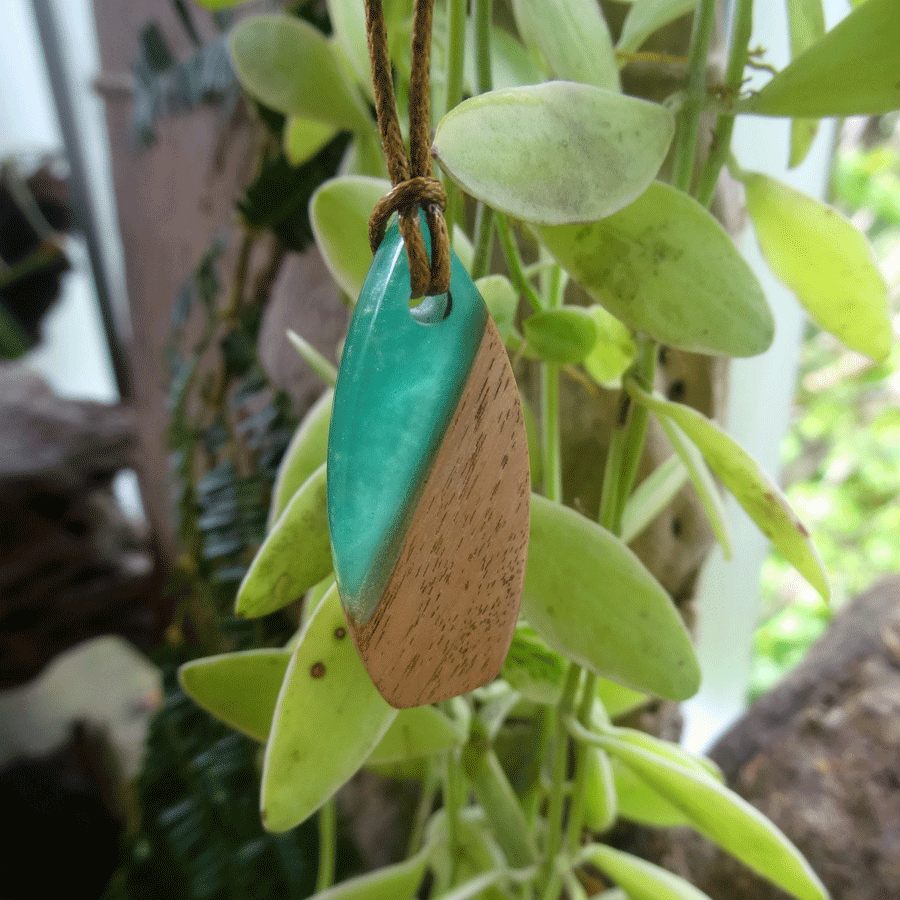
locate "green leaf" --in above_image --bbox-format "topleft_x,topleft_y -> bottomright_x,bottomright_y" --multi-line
501,623 -> 567,704
510,0 -> 619,91
326,0 -> 373,101
627,383 -> 830,600
523,307 -> 598,364
426,808 -> 506,900
595,736 -> 829,900
268,390 -> 333,530
179,650 -> 289,742
261,585 -> 397,831
284,116 -> 339,167
655,417 -> 732,558
237,463 -> 332,618
366,707 -> 465,765
786,0 -> 826,166
596,679 -> 649,719
523,495 -> 700,700
740,0 -> 900,117
535,182 -> 774,356
617,0 -> 696,55
598,724 -> 723,782
196,0 -> 254,8
229,15 -> 371,130
433,83 -> 674,226
307,847 -> 430,900
741,171 -> 891,361
580,843 -> 714,900
620,455 -> 689,545
464,22 -> 546,91
475,275 -> 522,348
583,746 -> 617,832
582,305 -> 637,387
611,757 -> 690,826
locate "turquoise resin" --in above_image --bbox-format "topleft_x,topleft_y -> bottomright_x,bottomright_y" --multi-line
327,219 -> 488,624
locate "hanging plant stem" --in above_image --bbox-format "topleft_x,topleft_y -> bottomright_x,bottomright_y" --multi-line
443,0 -> 467,244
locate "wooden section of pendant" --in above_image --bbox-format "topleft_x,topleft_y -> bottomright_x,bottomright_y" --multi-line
347,317 -> 530,708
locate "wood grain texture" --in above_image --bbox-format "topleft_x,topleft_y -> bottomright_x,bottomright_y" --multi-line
348,317 -> 530,707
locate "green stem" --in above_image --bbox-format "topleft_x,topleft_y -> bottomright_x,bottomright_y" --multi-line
496,215 -> 544,312
315,799 -> 337,893
471,204 -> 495,280
563,671 -> 599,853
443,0 -> 467,244
669,0 -> 718,192
541,364 -> 562,502
444,749 -> 464,886
474,0 -> 492,93
695,0 -> 755,206
408,757 -> 442,856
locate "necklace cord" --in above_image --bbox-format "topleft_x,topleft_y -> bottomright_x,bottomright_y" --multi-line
365,0 -> 450,298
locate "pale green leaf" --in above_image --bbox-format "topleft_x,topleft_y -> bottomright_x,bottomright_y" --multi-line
620,455 -> 690,545
501,623 -> 566,704
612,757 -> 690,826
426,808 -> 506,900
302,574 -> 336,628
286,330 -> 339,386
741,0 -> 900,117
237,463 -> 332,618
596,736 -> 829,900
179,650 -> 289,742
464,22 -> 546,91
598,724 -> 723,782
433,83 -> 674,226
511,0 -> 619,90
284,116 -> 339,167
617,0 -> 697,55
742,171 -> 891,361
261,585 -> 397,831
367,707 -> 465,765
583,305 -> 637,386
326,0 -> 373,100
268,390 -> 333,530
786,0 -> 826,166
229,15 -> 371,130
655,417 -> 732,558
523,495 -> 700,700
789,119 -> 820,169
475,275 -> 522,348
583,745 -> 617,832
523,307 -> 598,364
535,182 -> 774,356
628,383 -> 830,600
307,850 -> 428,900
596,679 -> 649,719
581,843 -> 714,900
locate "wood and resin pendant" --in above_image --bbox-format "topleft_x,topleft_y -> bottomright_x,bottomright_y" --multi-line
327,219 -> 530,708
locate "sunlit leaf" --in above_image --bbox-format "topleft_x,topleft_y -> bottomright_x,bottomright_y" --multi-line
620,455 -> 689,545
464,22 -> 546,92
237,463 -> 333,618
261,585 -> 397,831
595,736 -> 829,900
523,307 -> 598,364
367,707 -> 465,765
740,0 -> 900,117
501,623 -> 567,704
617,0 -> 696,55
268,390 -> 333,530
523,495 -> 700,700
179,650 -> 289,742
786,0 -> 825,166
742,170 -> 891,361
582,305 -> 637,386
433,83 -> 674,225
511,0 -> 619,91
305,848 -> 430,900
230,15 -> 371,129
284,116 -> 339,167
598,724 -> 723,782
535,182 -> 774,356
627,383 -> 830,600
581,843 -> 714,900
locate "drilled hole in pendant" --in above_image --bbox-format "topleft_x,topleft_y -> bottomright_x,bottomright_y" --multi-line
409,291 -> 452,325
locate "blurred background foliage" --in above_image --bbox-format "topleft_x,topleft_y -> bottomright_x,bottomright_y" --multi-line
751,113 -> 900,701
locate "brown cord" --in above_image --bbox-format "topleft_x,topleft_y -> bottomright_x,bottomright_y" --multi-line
365,0 -> 450,298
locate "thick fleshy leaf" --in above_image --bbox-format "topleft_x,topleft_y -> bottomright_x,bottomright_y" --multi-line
620,455 -> 689,545
741,0 -> 900,117
179,650 -> 289,742
311,176 -> 474,298
617,0 -> 696,55
655,418 -> 732,558
786,0 -> 825,166
433,83 -> 674,226
581,844 -> 714,900
261,585 -> 397,831
511,0 -> 619,91
268,390 -> 333,530
612,758 -> 690,826
501,623 -> 566,704
742,171 -> 891,361
523,307 -> 598,364
599,724 -> 723,782
582,305 -> 637,386
464,22 -> 545,92
535,182 -> 774,356
523,495 -> 700,700
426,808 -> 506,900
595,736 -> 829,900
366,707 -> 465,765
596,679 -> 648,719
237,463 -> 332,618
326,0 -> 373,100
628,383 -> 830,600
284,116 -> 339,167
583,746 -> 617,832
475,275 -> 522,348
305,848 -> 429,900
229,15 -> 371,130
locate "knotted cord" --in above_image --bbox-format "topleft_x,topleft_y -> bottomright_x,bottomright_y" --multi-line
364,0 -> 450,298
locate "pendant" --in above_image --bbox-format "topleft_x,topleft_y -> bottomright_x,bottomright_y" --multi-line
327,218 -> 530,708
